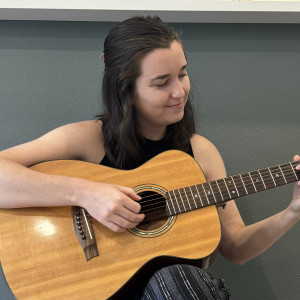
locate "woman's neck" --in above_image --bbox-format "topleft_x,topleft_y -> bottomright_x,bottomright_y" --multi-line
138,126 -> 167,141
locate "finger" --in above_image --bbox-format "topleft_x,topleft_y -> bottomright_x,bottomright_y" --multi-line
104,221 -> 127,233
118,186 -> 141,201
110,213 -> 142,229
121,194 -> 143,214
119,206 -> 145,223
294,156 -> 300,171
293,155 -> 300,161
103,199 -> 144,224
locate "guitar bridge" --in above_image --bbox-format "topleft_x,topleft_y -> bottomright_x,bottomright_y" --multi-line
72,206 -> 99,261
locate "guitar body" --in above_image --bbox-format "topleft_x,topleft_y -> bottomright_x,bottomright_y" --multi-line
0,150 -> 221,299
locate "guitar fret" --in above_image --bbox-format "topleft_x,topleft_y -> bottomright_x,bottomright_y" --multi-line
202,184 -> 211,205
268,168 -> 277,186
165,197 -> 172,216
223,179 -> 231,197
209,181 -> 224,203
215,180 -> 224,201
259,167 -> 273,189
198,184 -> 210,206
182,188 -> 191,210
239,174 -> 249,194
189,186 -> 198,209
179,189 -> 187,212
195,185 -> 204,207
223,177 -> 238,198
168,191 -> 177,215
172,190 -> 180,213
269,165 -> 287,187
203,182 -> 217,204
278,165 -> 287,183
231,175 -> 247,197
249,170 -> 266,192
280,163 -> 293,184
216,179 -> 232,201
231,176 -> 240,197
195,188 -> 202,208
248,172 -> 257,192
290,162 -> 298,180
257,170 -> 267,189
240,173 -> 255,194
295,163 -> 300,181
208,182 -> 217,203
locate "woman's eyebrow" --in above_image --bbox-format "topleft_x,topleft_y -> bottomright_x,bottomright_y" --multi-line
150,64 -> 187,83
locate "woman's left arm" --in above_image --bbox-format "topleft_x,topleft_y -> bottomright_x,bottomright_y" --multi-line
219,168 -> 300,265
191,134 -> 300,265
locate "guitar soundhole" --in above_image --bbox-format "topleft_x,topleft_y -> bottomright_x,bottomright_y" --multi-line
137,190 -> 168,231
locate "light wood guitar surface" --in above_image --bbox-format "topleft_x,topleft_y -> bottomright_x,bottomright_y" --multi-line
0,150 -> 221,299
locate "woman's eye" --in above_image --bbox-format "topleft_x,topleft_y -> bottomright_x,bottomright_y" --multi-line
155,73 -> 187,88
179,73 -> 188,79
156,81 -> 168,88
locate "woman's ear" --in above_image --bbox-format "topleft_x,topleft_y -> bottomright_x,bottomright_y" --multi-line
100,53 -> 105,62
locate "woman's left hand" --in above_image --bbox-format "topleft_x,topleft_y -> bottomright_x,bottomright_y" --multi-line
289,155 -> 300,217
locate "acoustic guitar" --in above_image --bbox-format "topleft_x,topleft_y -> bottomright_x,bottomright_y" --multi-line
0,150 -> 299,299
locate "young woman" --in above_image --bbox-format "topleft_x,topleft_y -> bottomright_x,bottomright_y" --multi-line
0,16 -> 299,299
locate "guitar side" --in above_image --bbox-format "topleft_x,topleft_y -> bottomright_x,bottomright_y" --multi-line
0,150 -> 221,299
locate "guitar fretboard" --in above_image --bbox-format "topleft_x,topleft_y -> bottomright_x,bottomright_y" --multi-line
165,161 -> 300,216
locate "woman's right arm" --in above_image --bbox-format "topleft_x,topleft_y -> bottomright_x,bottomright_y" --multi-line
0,121 -> 144,232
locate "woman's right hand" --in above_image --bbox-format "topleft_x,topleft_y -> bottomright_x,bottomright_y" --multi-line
79,182 -> 145,232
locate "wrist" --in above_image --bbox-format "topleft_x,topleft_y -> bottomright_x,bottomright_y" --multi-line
285,205 -> 300,223
62,176 -> 88,208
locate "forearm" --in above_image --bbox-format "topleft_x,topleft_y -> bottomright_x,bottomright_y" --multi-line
221,207 -> 300,265
0,158 -> 82,209
0,157 -> 144,232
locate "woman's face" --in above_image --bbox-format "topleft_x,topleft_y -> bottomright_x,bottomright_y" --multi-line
133,40 -> 190,139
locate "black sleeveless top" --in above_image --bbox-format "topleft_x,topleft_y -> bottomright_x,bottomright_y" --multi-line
100,137 -> 194,170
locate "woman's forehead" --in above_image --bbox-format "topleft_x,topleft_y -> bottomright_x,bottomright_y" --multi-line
139,41 -> 187,79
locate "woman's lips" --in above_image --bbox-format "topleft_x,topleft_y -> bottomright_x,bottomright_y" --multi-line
166,102 -> 184,108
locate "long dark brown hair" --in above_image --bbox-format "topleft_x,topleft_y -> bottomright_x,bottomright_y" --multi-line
98,16 -> 195,169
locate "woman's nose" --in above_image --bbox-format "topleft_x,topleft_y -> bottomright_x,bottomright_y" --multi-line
170,80 -> 185,99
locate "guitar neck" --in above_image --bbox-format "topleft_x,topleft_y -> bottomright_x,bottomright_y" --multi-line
165,160 -> 300,216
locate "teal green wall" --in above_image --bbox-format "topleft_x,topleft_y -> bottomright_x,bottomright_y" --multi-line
0,21 -> 299,299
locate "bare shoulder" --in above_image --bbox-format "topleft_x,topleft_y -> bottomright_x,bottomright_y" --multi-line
0,120 -> 105,167
57,120 -> 104,162
190,134 -> 227,181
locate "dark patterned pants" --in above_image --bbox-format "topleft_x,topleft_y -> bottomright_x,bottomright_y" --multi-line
135,264 -> 231,300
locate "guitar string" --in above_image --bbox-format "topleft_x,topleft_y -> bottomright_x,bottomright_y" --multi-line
136,162 -> 300,203
83,171 -> 300,223
82,162 -> 300,222
130,167 -> 300,206
86,210 -> 171,224
136,171 -> 294,205
83,169 -> 300,220
84,177 -> 294,224
235,163 -> 300,183
139,172 -> 298,212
